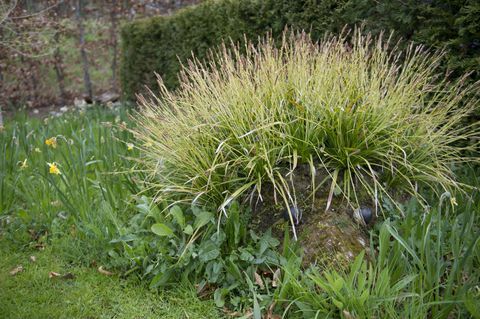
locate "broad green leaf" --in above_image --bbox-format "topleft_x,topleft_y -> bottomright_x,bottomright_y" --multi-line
239,249 -> 254,262
183,224 -> 193,235
151,223 -> 174,237
214,288 -> 228,308
193,211 -> 213,230
226,257 -> 243,281
170,205 -> 185,228
149,269 -> 173,288
199,241 -> 220,262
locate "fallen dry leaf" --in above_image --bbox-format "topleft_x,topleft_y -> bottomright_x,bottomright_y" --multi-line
265,302 -> 281,319
272,268 -> 281,288
342,310 -> 355,319
10,265 -> 24,276
222,308 -> 242,317
254,272 -> 265,289
28,229 -> 38,240
222,308 -> 257,318
29,255 -> 36,263
98,266 -> 114,276
195,282 -> 215,299
49,271 -> 75,280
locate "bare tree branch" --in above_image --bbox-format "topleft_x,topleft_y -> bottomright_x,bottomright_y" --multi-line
0,0 -> 17,26
11,1 -> 64,20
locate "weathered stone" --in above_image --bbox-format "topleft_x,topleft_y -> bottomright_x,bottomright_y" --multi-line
249,164 -> 371,269
299,205 -> 369,268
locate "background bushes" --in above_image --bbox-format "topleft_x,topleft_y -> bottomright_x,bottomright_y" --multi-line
120,0 -> 479,101
120,0 -> 347,99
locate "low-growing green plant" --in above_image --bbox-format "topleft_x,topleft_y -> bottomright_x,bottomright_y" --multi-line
111,198 -> 282,314
0,106 -> 141,264
134,29 -> 479,234
275,181 -> 480,318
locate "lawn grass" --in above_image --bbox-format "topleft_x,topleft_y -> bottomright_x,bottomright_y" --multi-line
0,106 -> 221,318
0,237 -> 220,319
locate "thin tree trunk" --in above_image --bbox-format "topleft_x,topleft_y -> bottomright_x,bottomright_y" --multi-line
110,0 -> 118,90
53,30 -> 67,105
75,0 -> 93,102
0,28 -> 4,126
19,56 -> 31,102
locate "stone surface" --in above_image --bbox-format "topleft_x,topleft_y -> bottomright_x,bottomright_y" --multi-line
249,164 -> 371,269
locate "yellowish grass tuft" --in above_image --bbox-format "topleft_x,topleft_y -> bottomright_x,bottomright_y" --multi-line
133,29 -> 479,220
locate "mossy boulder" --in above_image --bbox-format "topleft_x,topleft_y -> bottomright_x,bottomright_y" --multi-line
249,164 -> 371,268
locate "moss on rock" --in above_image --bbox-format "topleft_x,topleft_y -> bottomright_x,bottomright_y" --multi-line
249,164 -> 370,269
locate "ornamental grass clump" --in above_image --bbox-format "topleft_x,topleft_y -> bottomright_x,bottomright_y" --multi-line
134,30 -> 479,219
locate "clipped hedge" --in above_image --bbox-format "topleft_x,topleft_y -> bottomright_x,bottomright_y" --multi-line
120,0 -> 347,99
120,0 -> 479,101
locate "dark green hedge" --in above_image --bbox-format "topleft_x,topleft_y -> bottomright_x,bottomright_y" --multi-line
120,0 -> 348,99
120,0 -> 479,100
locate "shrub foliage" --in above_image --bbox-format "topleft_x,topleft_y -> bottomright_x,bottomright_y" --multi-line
120,0 -> 480,101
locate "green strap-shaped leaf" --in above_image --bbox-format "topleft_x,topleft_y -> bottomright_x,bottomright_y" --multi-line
151,223 -> 174,237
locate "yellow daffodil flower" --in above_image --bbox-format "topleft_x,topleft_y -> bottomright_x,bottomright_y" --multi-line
19,159 -> 28,169
127,143 -> 134,151
45,137 -> 57,148
47,162 -> 61,175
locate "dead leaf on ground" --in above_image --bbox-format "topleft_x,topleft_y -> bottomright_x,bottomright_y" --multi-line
222,308 -> 242,317
28,229 -> 38,240
254,272 -> 265,289
48,271 -> 76,280
343,310 -> 355,319
10,265 -> 24,276
49,271 -> 62,278
272,268 -> 281,287
35,243 -> 45,250
265,302 -> 281,319
196,282 -> 215,299
29,255 -> 36,263
98,266 -> 114,276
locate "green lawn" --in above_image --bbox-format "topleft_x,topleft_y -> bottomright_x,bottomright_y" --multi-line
0,107 -> 221,319
0,238 -> 220,319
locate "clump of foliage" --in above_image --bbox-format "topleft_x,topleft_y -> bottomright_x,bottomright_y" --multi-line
278,187 -> 480,318
134,30 -> 479,222
113,199 -> 282,313
0,105 -> 281,314
0,106 -> 140,264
